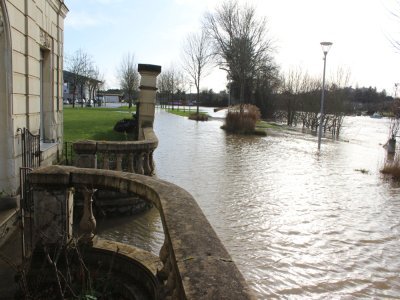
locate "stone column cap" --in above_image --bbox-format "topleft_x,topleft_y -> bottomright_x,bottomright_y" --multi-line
138,64 -> 161,74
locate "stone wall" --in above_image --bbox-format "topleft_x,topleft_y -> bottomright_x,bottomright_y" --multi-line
29,166 -> 255,299
0,0 -> 68,195
73,127 -> 158,175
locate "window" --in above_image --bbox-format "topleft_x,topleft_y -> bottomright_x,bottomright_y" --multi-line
40,49 -> 51,142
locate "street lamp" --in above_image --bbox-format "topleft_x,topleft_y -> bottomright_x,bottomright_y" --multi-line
317,41 -> 333,151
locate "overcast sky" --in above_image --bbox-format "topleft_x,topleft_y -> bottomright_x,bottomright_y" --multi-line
64,0 -> 400,95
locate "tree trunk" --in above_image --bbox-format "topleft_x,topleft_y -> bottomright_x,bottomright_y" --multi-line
240,80 -> 245,105
196,87 -> 200,116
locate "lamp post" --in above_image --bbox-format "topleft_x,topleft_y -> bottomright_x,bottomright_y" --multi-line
318,41 -> 333,151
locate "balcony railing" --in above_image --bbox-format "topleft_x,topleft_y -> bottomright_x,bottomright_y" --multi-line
73,127 -> 158,175
28,165 -> 254,299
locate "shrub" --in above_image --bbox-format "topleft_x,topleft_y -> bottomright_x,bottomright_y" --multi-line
189,113 -> 208,121
381,156 -> 400,179
224,104 -> 261,134
113,118 -> 136,134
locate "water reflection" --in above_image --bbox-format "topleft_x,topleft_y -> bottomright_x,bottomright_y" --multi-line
100,109 -> 400,298
97,204 -> 164,254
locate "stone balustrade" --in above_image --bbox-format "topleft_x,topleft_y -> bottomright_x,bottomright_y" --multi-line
28,165 -> 254,299
73,127 -> 158,175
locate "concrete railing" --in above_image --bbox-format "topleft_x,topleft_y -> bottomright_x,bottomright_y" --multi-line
28,165 -> 254,299
73,127 -> 158,176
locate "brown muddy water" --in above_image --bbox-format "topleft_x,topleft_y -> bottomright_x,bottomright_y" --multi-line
98,108 -> 400,299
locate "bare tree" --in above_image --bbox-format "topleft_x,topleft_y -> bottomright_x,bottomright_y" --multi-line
279,69 -> 306,126
157,71 -> 170,108
204,0 -> 274,104
327,67 -> 351,136
276,67 -> 351,137
276,69 -> 321,129
118,53 -> 139,109
386,1 -> 400,51
66,49 -> 94,108
87,65 -> 104,106
157,67 -> 184,110
181,29 -> 212,116
253,62 -> 280,117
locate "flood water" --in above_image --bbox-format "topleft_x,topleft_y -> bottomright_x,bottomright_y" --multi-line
99,108 -> 400,299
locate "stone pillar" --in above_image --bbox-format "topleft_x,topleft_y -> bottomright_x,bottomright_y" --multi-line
33,187 -> 74,246
73,140 -> 97,168
137,64 -> 161,140
78,188 -> 96,244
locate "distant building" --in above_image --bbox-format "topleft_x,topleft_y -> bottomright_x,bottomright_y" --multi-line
63,70 -> 102,104
97,91 -> 124,103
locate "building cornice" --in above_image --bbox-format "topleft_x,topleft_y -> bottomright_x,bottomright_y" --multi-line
48,0 -> 69,18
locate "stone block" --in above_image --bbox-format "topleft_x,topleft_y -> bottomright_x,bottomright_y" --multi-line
10,29 -> 25,53
12,52 -> 25,74
27,0 -> 40,24
11,72 -> 26,94
28,54 -> 40,78
74,154 -> 97,169
33,187 -> 74,245
27,37 -> 40,60
8,4 -> 25,34
29,165 -> 71,186
9,0 -> 25,14
73,140 -> 97,154
28,75 -> 40,96
12,94 -> 26,115
27,95 -> 40,114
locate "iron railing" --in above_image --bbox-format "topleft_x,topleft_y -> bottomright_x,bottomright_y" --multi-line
18,128 -> 41,261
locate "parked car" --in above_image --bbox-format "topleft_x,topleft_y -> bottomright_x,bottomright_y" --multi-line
63,99 -> 70,105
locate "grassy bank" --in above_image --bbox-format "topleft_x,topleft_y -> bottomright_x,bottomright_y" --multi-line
165,108 -> 208,118
63,106 -> 281,143
63,106 -> 135,142
256,120 -> 283,130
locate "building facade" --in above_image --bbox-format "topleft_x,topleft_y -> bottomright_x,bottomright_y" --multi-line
0,0 -> 68,198
63,70 -> 102,104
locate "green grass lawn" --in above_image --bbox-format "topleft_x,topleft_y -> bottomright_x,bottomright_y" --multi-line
63,106 -> 135,142
165,108 -> 208,118
63,106 -> 280,143
256,120 -> 283,129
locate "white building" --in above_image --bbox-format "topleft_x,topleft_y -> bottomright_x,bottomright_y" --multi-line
0,0 -> 68,221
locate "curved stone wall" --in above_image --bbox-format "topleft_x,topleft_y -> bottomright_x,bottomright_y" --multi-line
73,127 -> 158,175
28,165 -> 254,299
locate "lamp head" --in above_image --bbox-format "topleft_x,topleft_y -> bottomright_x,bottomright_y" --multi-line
320,42 -> 333,55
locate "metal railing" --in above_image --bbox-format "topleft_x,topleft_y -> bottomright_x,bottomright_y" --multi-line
18,128 -> 41,261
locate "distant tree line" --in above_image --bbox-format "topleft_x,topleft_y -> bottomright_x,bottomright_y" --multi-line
66,0 -> 396,138
153,0 -> 395,135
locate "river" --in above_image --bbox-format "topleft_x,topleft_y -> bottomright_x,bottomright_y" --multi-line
98,108 -> 400,299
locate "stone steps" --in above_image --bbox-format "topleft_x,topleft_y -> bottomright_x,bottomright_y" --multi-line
0,208 -> 19,248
